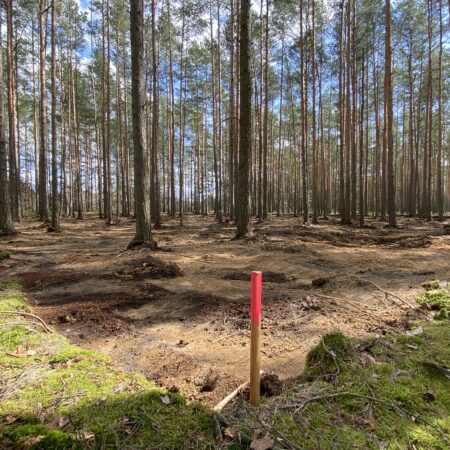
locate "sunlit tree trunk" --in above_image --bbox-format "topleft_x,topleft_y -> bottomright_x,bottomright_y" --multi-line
0,1 -> 15,235
49,0 -> 60,231
236,0 -> 251,238
130,0 -> 152,244
38,0 -> 48,221
385,0 -> 396,227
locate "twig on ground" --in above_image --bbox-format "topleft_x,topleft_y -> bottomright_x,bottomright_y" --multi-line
356,279 -> 415,309
212,414 -> 223,442
312,293 -> 376,313
279,390 -> 450,445
210,330 -> 247,344
0,321 -> 49,333
213,380 -> 250,412
422,361 -> 450,378
213,370 -> 264,412
321,337 -> 340,378
281,391 -> 399,414
0,310 -> 52,333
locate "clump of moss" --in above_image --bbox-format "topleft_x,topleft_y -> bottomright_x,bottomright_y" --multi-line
304,332 -> 349,380
10,425 -> 78,450
0,279 -> 214,449
416,284 -> 450,320
421,279 -> 440,289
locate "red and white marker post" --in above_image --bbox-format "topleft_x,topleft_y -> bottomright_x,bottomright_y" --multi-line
250,271 -> 262,406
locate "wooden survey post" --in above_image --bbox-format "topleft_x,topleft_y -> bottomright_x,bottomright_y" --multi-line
250,271 -> 262,406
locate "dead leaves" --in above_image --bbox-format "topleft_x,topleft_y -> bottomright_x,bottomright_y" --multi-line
390,368 -> 409,380
48,415 -> 70,430
359,352 -> 377,366
2,415 -> 18,425
6,344 -> 38,358
224,427 -> 236,438
160,394 -> 172,405
250,437 -> 274,450
406,326 -> 423,336
79,431 -> 95,441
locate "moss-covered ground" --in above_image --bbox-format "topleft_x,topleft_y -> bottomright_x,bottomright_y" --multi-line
1,279 -> 449,449
223,284 -> 450,449
417,282 -> 450,320
0,280 -> 213,449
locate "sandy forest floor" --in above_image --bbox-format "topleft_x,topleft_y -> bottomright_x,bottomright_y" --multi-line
1,214 -> 449,406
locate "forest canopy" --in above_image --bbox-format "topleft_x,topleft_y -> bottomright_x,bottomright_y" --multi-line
0,0 -> 449,234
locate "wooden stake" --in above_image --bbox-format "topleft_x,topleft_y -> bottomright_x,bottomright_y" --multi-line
250,271 -> 262,406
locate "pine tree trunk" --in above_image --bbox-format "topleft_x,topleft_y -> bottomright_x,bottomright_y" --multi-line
311,0 -> 318,224
338,1 -> 345,222
300,0 -> 308,223
262,0 -> 269,219
38,0 -> 48,221
359,51 -> 365,227
167,0 -> 176,218
151,0 -> 161,228
130,0 -> 152,244
179,3 -> 186,225
385,0 -> 396,227
436,0 -> 443,220
236,0 -> 251,238
0,1 -> 15,235
6,0 -> 20,221
49,0 -> 60,231
228,0 -> 236,220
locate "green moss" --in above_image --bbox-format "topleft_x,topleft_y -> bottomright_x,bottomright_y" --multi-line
421,279 -> 440,289
303,331 -> 348,380
225,321 -> 450,449
0,280 -> 214,449
10,425 -> 79,450
0,250 -> 9,261
416,285 -> 450,319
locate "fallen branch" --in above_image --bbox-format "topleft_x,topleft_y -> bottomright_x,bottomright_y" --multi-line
0,310 -> 52,333
288,392 -> 396,414
0,321 -> 49,333
210,330 -> 247,344
213,380 -> 250,412
313,293 -> 377,313
213,370 -> 264,412
422,361 -> 450,378
280,390 -> 450,444
357,279 -> 415,309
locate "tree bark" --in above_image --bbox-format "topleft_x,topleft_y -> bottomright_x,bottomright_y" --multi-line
6,0 -> 20,222
130,0 -> 152,244
0,1 -> 15,235
49,0 -> 60,231
38,0 -> 48,221
385,0 -> 396,227
151,0 -> 161,228
236,0 -> 251,238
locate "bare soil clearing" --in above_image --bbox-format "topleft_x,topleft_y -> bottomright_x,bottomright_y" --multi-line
0,214 -> 448,406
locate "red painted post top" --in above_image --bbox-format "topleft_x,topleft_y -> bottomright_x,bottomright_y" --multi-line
251,271 -> 262,325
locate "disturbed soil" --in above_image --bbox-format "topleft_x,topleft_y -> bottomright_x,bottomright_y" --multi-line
1,214 -> 449,406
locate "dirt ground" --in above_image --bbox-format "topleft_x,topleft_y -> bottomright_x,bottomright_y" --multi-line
1,214 -> 449,406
